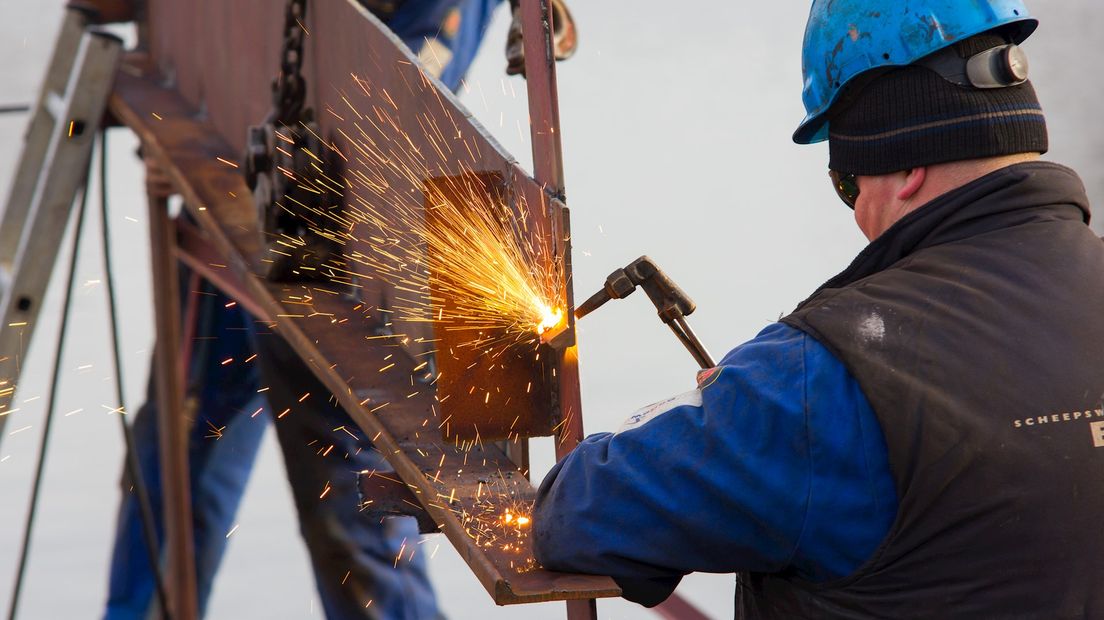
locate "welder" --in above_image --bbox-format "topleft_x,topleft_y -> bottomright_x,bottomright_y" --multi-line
532,1 -> 1104,617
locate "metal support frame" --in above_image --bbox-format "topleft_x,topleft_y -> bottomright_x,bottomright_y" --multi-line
110,57 -> 621,608
147,193 -> 199,620
516,2 -> 598,619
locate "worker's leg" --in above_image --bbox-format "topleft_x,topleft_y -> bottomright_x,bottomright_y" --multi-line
436,0 -> 503,89
104,285 -> 267,620
255,332 -> 441,620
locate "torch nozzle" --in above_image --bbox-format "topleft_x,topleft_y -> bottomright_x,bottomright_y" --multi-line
573,256 -> 716,369
574,265 -> 639,320
574,288 -> 611,320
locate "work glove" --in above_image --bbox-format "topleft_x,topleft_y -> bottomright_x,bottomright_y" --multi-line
505,0 -> 578,77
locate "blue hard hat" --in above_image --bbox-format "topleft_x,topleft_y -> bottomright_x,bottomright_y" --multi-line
794,0 -> 1038,144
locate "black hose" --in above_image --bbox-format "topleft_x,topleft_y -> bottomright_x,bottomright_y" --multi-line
6,155 -> 92,620
99,132 -> 174,620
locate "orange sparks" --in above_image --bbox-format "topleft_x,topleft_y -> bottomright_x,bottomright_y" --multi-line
259,76 -> 568,362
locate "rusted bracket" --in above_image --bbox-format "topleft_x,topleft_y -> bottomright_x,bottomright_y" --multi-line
358,470 -> 440,534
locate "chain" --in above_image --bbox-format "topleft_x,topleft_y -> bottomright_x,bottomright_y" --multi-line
272,0 -> 308,123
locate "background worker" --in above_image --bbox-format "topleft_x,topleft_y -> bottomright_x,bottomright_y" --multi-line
103,1 -> 513,618
533,1 -> 1104,617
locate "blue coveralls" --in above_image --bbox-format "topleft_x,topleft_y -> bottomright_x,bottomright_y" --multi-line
532,323 -> 900,606
104,2 -> 503,618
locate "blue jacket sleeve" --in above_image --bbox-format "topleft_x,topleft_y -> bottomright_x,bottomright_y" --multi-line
531,323 -> 897,605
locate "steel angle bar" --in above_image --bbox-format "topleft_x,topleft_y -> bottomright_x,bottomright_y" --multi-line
515,0 -> 586,465
147,190 -> 199,620
515,3 -> 600,617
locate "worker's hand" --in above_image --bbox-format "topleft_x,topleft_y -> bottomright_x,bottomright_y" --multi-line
141,147 -> 176,200
505,0 -> 578,77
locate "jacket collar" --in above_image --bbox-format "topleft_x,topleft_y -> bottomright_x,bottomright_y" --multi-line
803,162 -> 1089,299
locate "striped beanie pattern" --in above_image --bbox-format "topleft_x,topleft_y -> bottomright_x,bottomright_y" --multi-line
827,34 -> 1048,175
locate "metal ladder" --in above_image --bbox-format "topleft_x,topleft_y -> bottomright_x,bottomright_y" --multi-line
0,7 -> 122,441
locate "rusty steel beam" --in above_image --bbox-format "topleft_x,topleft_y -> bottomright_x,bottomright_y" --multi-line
425,172 -> 559,442
517,0 -> 585,466
566,599 -> 598,619
147,191 -> 199,620
144,0 -> 575,442
519,0 -> 566,197
131,0 -> 634,612
110,55 -> 619,606
516,3 -> 598,618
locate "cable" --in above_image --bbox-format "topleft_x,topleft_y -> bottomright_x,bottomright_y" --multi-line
99,132 -> 174,620
7,155 -> 92,620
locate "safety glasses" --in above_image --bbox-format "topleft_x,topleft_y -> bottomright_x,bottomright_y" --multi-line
829,170 -> 859,210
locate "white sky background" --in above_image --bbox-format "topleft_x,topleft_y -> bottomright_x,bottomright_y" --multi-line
0,1 -> 1101,618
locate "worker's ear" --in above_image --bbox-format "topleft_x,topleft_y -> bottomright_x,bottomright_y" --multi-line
896,166 -> 927,201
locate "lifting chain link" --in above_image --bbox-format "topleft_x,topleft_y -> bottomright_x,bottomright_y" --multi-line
273,0 -> 307,124
243,0 -> 341,281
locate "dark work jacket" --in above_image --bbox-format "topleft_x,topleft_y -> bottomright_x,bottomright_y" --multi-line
746,162 -> 1104,619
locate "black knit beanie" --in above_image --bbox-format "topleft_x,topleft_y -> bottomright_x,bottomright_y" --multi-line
827,34 -> 1048,175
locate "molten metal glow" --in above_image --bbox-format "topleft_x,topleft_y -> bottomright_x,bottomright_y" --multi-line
535,303 -> 564,336
501,510 -> 531,527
